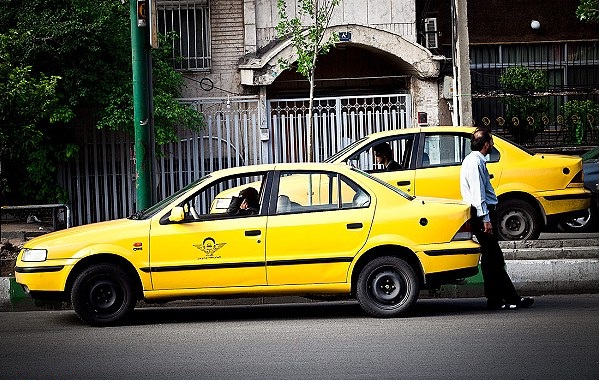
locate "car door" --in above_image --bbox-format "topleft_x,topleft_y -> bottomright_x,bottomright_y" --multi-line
347,133 -> 418,195
414,132 -> 502,199
265,170 -> 375,285
148,172 -> 269,290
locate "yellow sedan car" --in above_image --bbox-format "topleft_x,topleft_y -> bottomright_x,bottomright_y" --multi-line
326,126 -> 591,241
16,163 -> 480,326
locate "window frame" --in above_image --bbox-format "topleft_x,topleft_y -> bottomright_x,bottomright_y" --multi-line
268,170 -> 371,215
157,0 -> 211,71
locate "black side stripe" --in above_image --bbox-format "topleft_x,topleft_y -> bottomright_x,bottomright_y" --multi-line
139,256 -> 354,273
140,261 -> 264,273
267,257 -> 353,266
15,266 -> 64,273
424,248 -> 481,256
544,194 -> 591,201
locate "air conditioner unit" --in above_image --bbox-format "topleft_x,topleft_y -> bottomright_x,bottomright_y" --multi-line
424,18 -> 438,49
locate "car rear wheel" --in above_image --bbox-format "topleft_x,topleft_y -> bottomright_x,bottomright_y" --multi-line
71,263 -> 135,326
356,256 -> 419,318
496,199 -> 541,241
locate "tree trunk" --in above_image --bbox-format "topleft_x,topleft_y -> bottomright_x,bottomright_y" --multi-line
308,69 -> 315,162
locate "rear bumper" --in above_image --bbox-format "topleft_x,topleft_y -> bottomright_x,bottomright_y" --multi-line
538,188 -> 592,216
423,266 -> 480,287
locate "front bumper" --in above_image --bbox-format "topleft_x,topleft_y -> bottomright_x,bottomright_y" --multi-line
15,263 -> 72,293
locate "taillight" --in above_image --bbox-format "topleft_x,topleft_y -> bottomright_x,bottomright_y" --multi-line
567,170 -> 584,188
452,220 -> 473,241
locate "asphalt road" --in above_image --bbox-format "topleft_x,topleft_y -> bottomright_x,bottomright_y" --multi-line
1,294 -> 598,379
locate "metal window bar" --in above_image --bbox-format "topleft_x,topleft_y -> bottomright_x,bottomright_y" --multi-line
158,0 -> 211,71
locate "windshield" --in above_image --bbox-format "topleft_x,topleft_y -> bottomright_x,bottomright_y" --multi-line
350,167 -> 415,201
324,136 -> 369,163
129,175 -> 211,220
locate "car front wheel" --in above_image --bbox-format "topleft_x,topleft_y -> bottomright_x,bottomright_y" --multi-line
71,263 -> 135,326
356,256 -> 419,318
496,199 -> 541,241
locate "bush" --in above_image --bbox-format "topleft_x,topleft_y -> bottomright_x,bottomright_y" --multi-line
560,100 -> 599,145
499,67 -> 549,143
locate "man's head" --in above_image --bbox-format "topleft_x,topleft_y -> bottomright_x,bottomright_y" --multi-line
373,142 -> 393,165
239,187 -> 259,207
471,127 -> 494,154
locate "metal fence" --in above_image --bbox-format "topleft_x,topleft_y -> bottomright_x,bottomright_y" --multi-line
268,94 -> 411,163
61,97 -> 262,225
60,93 -> 412,226
470,41 -> 599,147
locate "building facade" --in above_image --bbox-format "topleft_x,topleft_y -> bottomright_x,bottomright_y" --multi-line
61,0 -> 599,225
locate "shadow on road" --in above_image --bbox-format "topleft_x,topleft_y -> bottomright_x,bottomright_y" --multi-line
54,297 -> 497,326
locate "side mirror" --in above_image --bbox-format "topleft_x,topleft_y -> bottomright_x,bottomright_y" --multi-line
168,206 -> 185,222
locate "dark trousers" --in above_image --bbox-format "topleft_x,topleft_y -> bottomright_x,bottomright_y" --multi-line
470,206 -> 520,304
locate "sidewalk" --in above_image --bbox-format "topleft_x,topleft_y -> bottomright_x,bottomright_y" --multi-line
1,227 -> 598,311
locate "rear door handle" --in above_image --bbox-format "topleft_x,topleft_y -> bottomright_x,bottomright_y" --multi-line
245,230 -> 261,236
489,174 -> 494,179
347,223 -> 363,229
397,181 -> 411,186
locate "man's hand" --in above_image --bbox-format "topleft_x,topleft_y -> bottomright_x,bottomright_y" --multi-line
240,199 -> 249,210
483,221 -> 493,234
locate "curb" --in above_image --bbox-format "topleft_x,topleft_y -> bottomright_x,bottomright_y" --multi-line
2,238 -> 598,312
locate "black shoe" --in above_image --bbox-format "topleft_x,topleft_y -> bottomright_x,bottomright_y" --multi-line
515,297 -> 534,308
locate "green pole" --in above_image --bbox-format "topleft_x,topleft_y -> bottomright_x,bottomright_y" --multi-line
130,0 -> 152,210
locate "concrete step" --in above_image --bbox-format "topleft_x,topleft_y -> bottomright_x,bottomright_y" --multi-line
499,238 -> 599,260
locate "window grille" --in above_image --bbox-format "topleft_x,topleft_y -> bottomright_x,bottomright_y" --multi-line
157,0 -> 211,71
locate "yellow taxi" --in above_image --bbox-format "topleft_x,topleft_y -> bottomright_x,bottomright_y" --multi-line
16,163 -> 480,325
326,126 -> 591,240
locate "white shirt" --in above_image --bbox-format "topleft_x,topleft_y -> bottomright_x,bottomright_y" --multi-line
460,151 -> 498,223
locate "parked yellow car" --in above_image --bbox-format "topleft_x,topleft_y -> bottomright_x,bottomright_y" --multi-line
326,126 -> 592,240
16,163 -> 480,325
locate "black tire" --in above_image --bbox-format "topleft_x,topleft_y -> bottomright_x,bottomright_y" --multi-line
356,256 -> 419,318
558,206 -> 598,233
496,199 -> 541,241
71,264 -> 135,326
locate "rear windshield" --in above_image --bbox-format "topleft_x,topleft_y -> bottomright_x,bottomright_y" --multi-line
350,167 -> 415,201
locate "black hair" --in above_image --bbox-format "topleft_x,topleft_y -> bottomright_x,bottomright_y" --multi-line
373,142 -> 393,158
471,127 -> 492,151
239,187 -> 259,208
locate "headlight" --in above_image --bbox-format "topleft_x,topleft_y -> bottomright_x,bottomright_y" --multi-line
21,249 -> 48,262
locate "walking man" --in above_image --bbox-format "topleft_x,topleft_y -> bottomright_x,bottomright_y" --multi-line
460,127 -> 534,310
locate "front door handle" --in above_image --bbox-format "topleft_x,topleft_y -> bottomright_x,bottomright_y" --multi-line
397,181 -> 411,186
245,230 -> 261,236
489,174 -> 494,179
347,223 -> 363,229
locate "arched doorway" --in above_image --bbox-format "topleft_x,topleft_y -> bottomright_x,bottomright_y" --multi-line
239,24 -> 441,162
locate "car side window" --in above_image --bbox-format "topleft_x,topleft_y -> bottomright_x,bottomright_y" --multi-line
487,146 -> 501,163
422,133 -> 500,168
422,134 -> 469,167
179,172 -> 267,221
348,136 -> 414,172
275,171 -> 370,214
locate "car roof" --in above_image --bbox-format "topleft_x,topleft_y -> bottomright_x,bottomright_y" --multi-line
207,162 -> 356,177
363,125 -> 476,140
